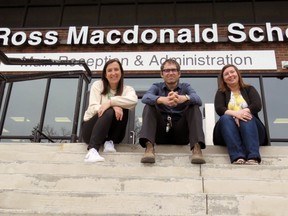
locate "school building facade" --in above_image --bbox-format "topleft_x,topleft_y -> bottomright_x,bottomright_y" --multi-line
0,0 -> 288,145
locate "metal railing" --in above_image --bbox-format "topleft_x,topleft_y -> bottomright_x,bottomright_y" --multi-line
0,50 -> 92,143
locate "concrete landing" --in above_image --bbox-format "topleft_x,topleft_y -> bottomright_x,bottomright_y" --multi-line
0,143 -> 287,215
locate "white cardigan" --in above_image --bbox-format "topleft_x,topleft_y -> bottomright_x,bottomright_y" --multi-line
83,80 -> 138,121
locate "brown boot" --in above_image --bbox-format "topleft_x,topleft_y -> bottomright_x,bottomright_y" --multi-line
141,141 -> 155,163
191,143 -> 205,164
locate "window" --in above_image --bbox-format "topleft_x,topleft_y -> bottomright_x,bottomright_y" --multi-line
1,80 -> 46,142
1,1 -> 288,27
43,79 -> 78,142
25,6 -> 61,27
1,75 -> 288,145
29,0 -> 62,5
263,77 -> 288,143
99,4 -> 136,26
176,2 -> 214,25
255,1 -> 288,23
138,3 -> 174,25
0,7 -> 25,27
62,5 -> 99,26
215,2 -> 254,24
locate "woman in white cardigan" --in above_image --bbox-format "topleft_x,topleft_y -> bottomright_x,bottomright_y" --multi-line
82,58 -> 138,162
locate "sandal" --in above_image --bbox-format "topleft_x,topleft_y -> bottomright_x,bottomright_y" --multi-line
232,158 -> 246,165
245,159 -> 259,165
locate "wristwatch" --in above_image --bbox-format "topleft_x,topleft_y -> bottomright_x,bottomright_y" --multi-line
185,94 -> 190,101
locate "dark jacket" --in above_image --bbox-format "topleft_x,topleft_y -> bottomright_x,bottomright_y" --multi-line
213,85 -> 268,146
214,85 -> 261,117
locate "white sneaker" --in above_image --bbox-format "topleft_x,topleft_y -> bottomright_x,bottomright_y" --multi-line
103,140 -> 116,153
84,148 -> 105,162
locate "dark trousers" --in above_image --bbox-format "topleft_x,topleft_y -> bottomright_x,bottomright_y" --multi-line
139,104 -> 205,150
81,108 -> 129,151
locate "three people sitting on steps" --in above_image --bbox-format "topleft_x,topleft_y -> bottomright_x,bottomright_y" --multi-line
82,59 -> 267,165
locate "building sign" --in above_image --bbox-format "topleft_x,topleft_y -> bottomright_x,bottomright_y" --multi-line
0,50 -> 276,71
0,23 -> 288,46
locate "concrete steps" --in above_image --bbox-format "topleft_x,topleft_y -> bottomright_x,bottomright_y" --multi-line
0,143 -> 287,215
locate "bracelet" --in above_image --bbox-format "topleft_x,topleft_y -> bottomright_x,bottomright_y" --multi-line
185,94 -> 190,101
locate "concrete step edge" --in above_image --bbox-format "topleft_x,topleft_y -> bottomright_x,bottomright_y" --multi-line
1,173 -> 287,195
2,172 -> 287,182
0,173 -> 203,180
1,160 -> 288,168
2,188 -> 288,197
0,143 -> 288,155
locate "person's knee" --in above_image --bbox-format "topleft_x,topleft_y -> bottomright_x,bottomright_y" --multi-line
186,105 -> 202,118
217,115 -> 236,131
143,104 -> 156,113
188,104 -> 200,111
239,117 -> 257,128
219,114 -> 233,123
142,105 -> 158,120
104,107 -> 114,116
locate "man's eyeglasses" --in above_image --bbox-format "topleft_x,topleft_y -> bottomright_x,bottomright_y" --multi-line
162,68 -> 178,73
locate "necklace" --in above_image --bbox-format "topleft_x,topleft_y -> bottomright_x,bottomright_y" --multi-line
108,88 -> 116,99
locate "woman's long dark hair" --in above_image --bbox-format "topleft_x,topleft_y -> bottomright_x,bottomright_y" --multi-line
101,58 -> 124,96
218,64 -> 249,92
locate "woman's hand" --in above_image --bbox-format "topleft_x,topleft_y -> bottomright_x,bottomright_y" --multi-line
225,108 -> 252,127
98,100 -> 111,117
235,108 -> 252,122
113,106 -> 123,121
234,118 -> 240,127
98,100 -> 123,120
